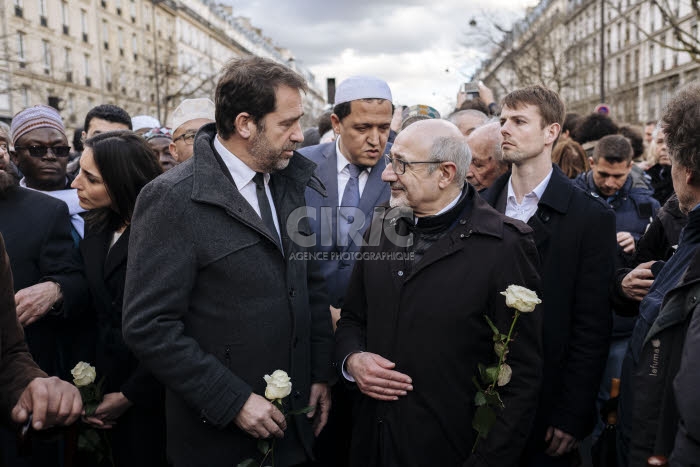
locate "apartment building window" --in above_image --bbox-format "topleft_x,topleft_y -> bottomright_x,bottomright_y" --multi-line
634,49 -> 640,81
64,47 -> 72,82
132,34 -> 138,60
650,7 -> 655,32
115,0 -> 121,15
67,93 -> 75,117
616,57 -> 622,86
635,10 -> 641,40
14,0 -> 23,17
102,20 -> 109,50
617,23 -> 622,50
61,2 -> 69,34
130,0 -> 136,22
649,44 -> 654,75
16,32 -> 25,67
84,54 -> 91,86
625,53 -> 631,83
105,62 -> 112,91
21,86 -> 30,108
38,0 -> 47,26
42,40 -> 51,74
81,9 -> 88,42
118,27 -> 124,56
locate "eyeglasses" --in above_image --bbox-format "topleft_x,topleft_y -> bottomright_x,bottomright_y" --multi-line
384,154 -> 440,175
15,145 -> 71,158
173,130 -> 197,145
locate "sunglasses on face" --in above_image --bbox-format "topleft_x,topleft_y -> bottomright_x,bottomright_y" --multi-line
14,145 -> 72,158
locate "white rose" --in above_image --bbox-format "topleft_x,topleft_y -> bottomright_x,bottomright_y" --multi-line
71,361 -> 96,387
497,363 -> 512,387
500,285 -> 541,313
263,370 -> 292,401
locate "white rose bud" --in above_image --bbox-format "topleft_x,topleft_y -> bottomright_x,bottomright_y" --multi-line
71,361 -> 96,387
500,285 -> 541,313
263,370 -> 292,401
497,363 -> 512,387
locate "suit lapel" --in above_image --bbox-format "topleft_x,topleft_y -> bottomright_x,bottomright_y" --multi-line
191,135 -> 284,252
358,157 -> 389,219
104,227 -> 129,280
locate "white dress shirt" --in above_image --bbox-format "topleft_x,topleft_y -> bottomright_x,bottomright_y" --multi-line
336,136 -> 371,201
505,169 -> 553,223
214,136 -> 281,238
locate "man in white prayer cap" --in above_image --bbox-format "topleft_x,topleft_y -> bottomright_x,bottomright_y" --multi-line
168,98 -> 215,162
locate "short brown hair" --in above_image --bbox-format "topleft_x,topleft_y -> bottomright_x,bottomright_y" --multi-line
552,139 -> 589,179
592,134 -> 633,164
661,83 -> 700,176
501,85 -> 565,128
215,56 -> 307,140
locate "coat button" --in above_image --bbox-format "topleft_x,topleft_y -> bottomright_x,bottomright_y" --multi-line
293,390 -> 301,399
692,296 -> 697,304
397,270 -> 404,277
289,288 -> 296,298
459,219 -> 467,225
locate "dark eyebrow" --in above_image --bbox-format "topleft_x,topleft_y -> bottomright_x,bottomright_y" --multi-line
81,167 -> 101,181
281,112 -> 304,125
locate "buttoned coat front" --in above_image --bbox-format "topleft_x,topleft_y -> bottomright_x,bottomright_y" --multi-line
122,124 -> 335,467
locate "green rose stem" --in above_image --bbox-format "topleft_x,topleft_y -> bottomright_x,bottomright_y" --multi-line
472,310 -> 522,453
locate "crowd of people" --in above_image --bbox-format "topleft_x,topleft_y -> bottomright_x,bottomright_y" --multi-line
1,55 -> 700,467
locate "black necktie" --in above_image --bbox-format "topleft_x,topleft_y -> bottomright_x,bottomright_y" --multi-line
253,173 -> 281,249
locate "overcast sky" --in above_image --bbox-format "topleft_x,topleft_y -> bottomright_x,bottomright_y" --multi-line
230,0 -> 537,116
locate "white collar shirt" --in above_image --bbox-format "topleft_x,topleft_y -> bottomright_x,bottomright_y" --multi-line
214,135 -> 281,238
505,168 -> 553,223
336,136 -> 371,202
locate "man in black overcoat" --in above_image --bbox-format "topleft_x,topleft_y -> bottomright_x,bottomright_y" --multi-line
122,57 -> 335,467
336,119 -> 543,466
482,85 -> 617,466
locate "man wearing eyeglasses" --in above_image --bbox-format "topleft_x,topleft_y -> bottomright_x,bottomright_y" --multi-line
335,118 -> 543,467
169,98 -> 215,163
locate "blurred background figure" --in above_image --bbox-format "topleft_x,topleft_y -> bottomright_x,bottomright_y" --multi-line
646,123 -> 674,205
447,109 -> 489,137
143,128 -> 176,171
552,139 -> 589,179
399,104 -> 440,131
168,98 -> 215,163
131,115 -> 161,136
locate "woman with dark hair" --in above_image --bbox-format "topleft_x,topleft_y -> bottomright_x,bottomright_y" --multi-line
71,130 -> 166,467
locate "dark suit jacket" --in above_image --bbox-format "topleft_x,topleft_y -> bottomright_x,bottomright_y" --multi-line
123,123 -> 335,467
0,187 -> 87,378
482,165 -> 617,441
299,142 -> 390,307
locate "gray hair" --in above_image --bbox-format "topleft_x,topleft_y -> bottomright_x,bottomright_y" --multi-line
447,109 -> 489,126
427,136 -> 471,188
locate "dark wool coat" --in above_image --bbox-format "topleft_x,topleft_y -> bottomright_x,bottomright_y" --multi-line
627,248 -> 700,466
0,187 -> 88,379
0,233 -> 46,427
335,187 -> 543,467
122,124 -> 335,467
80,226 -> 167,467
482,165 -> 617,444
